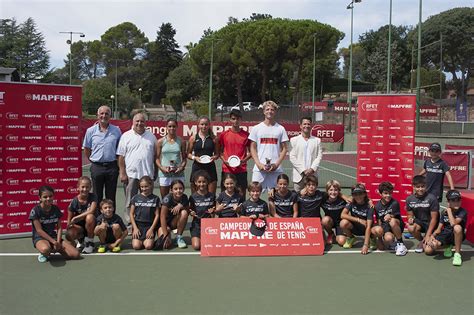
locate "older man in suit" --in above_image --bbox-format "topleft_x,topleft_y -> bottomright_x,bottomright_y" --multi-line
289,116 -> 322,192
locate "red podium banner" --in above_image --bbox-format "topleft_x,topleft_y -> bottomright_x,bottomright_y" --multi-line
357,95 -> 416,216
0,82 -> 82,237
200,218 -> 324,257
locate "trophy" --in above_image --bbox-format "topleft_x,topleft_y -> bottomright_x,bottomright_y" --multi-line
264,158 -> 272,171
169,160 -> 177,173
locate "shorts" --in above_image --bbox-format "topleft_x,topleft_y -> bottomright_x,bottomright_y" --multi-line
414,218 -> 429,233
72,219 -> 87,231
158,176 -> 185,187
133,222 -> 156,241
32,234 -> 58,247
105,227 -> 117,244
379,217 -> 404,234
351,221 -> 366,236
190,219 -> 201,238
220,172 -> 248,192
435,227 -> 465,246
323,216 -> 344,236
252,171 -> 282,191
191,162 -> 218,183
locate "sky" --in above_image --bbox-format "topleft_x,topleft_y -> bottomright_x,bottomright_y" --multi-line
1,0 -> 471,70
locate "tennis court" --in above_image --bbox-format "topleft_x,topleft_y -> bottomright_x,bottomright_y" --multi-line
1,153 -> 473,315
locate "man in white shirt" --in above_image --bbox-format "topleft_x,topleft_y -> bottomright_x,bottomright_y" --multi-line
117,112 -> 158,226
249,101 -> 289,191
289,116 -> 322,192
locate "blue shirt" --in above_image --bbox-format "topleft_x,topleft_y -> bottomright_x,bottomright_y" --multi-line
83,123 -> 122,162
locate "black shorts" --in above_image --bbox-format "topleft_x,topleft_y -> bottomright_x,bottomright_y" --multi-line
380,217 -> 404,234
414,218 -> 429,233
133,222 -> 156,241
72,219 -> 87,231
351,221 -> 366,236
105,227 -> 117,244
435,227 -> 465,246
220,171 -> 248,192
191,162 -> 218,183
190,219 -> 201,238
323,215 -> 343,236
32,234 -> 58,247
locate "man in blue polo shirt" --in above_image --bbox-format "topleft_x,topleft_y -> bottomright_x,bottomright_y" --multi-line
83,105 -> 122,207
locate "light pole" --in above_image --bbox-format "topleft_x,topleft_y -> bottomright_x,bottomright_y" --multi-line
59,31 -> 85,85
114,59 -> 118,119
346,0 -> 361,132
110,95 -> 115,118
139,88 -> 143,109
386,0 -> 392,93
416,0 -> 422,132
312,33 -> 316,120
207,38 -> 221,120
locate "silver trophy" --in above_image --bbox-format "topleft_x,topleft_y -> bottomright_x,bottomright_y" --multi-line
169,160 -> 177,173
264,158 -> 272,171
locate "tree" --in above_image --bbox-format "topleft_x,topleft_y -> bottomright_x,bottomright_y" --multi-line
65,40 -> 104,82
165,58 -> 201,112
339,44 -> 365,80
144,23 -> 182,104
413,7 -> 474,100
82,78 -> 115,114
0,17 -> 50,81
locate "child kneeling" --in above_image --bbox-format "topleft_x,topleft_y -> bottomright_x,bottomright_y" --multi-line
94,199 -> 127,253
425,190 -> 467,266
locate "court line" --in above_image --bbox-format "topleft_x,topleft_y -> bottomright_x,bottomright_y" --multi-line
319,165 -> 356,180
1,248 -> 473,257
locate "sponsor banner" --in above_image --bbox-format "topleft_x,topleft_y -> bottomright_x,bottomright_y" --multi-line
419,105 -> 438,117
333,103 -> 357,113
357,95 -> 416,215
0,82 -> 82,236
460,191 -> 474,243
200,218 -> 324,257
81,120 -> 344,144
414,142 -> 432,161
300,102 -> 328,112
441,152 -> 470,189
455,98 -> 467,122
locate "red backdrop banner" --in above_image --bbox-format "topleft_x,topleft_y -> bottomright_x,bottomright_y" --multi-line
0,82 -> 82,237
357,95 -> 416,216
81,120 -> 344,143
200,218 -> 324,257
419,105 -> 438,117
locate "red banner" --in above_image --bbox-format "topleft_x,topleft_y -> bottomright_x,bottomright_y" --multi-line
357,95 -> 416,215
0,82 -> 82,237
200,218 -> 324,256
461,191 -> 474,243
81,120 -> 344,144
420,105 -> 438,117
414,142 -> 432,161
441,152 -> 470,189
333,103 -> 357,113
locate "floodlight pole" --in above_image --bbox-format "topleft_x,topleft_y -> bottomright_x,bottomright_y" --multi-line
347,0 -> 361,132
59,31 -> 85,85
386,0 -> 392,93
416,0 -> 422,132
312,33 -> 316,120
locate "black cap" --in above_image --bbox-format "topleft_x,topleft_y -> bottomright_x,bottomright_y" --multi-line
229,109 -> 242,117
429,143 -> 442,151
446,190 -> 461,200
351,185 -> 366,194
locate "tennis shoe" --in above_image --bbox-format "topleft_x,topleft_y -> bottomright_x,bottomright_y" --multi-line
443,245 -> 453,258
176,235 -> 187,249
112,246 -> 121,253
395,243 -> 407,256
369,237 -> 377,250
76,241 -> 84,250
82,242 -> 94,254
452,253 -> 462,266
97,245 -> 106,253
415,241 -> 424,253
37,254 -> 48,263
343,236 -> 355,249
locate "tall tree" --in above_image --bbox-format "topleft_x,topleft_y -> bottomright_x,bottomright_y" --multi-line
165,58 -> 202,111
65,40 -> 104,82
144,22 -> 182,104
0,18 -> 20,67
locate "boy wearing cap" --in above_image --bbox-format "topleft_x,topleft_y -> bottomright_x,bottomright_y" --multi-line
219,109 -> 251,198
419,142 -> 454,202
425,190 -> 467,266
406,175 -> 440,253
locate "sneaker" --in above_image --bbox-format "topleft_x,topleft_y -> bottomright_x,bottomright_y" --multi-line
369,237 -> 377,250
403,232 -> 414,239
97,245 -> 106,253
176,235 -> 187,249
76,241 -> 84,249
82,242 -> 94,254
343,236 -> 355,249
112,246 -> 121,253
388,241 -> 397,251
452,253 -> 462,266
325,231 -> 334,245
395,243 -> 408,256
415,241 -> 424,253
37,254 -> 48,263
443,245 -> 453,258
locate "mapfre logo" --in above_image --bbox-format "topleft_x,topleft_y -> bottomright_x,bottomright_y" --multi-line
46,177 -> 58,185
388,104 -> 413,109
44,113 -> 57,120
67,145 -> 79,153
7,178 -> 20,185
29,145 -> 41,153
28,94 -> 73,102
305,226 -> 318,234
45,156 -> 58,163
67,166 -> 79,173
29,167 -> 42,174
29,123 -> 42,131
361,102 -> 378,111
6,134 -> 19,142
6,112 -> 19,119
67,124 -> 79,132
6,156 -> 19,163
205,227 -> 218,235
45,134 -> 57,142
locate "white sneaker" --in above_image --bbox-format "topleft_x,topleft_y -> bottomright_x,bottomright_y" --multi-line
395,243 -> 407,256
76,241 -> 84,249
414,242 -> 424,253
82,237 -> 94,254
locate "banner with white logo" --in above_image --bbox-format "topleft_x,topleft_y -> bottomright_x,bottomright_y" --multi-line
0,82 -> 82,237
357,95 -> 416,217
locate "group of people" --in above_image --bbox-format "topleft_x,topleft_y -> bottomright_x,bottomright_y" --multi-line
29,101 -> 467,267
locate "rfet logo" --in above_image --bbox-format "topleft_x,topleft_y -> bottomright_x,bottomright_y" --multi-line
29,188 -> 39,196
6,112 -> 19,119
7,200 -> 20,207
6,156 -> 19,163
388,166 -> 396,172
45,156 -> 58,163
29,145 -> 42,153
388,150 -> 397,156
29,123 -> 42,131
6,134 -> 19,142
67,166 -> 79,173
361,102 -> 378,111
67,124 -> 79,132
311,125 -> 335,139
67,145 -> 79,153
7,222 -> 21,230
45,134 -> 57,142
45,113 -> 57,120
205,227 -> 218,235
0,91 -> 5,104
305,226 -> 318,234
7,178 -> 20,185
46,177 -> 58,185
29,167 -> 42,174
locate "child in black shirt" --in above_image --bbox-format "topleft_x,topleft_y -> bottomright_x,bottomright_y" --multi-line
94,199 -> 127,253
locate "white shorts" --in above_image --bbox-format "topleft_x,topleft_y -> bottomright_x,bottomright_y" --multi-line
158,176 -> 185,187
251,171 -> 281,191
